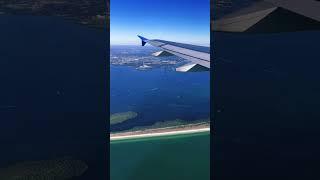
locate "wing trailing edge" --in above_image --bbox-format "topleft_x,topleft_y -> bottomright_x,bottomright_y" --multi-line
176,63 -> 209,72
152,51 -> 174,57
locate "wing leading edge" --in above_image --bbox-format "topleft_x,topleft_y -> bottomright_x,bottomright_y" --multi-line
138,35 -> 210,72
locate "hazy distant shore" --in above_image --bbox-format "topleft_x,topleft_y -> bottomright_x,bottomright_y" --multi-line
110,123 -> 210,141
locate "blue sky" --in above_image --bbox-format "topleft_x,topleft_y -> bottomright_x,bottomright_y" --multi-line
110,0 -> 210,45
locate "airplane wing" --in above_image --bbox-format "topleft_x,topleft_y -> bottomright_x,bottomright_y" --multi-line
138,36 -> 210,72
213,0 -> 320,33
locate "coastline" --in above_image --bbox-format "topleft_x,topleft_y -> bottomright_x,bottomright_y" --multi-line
110,123 -> 210,141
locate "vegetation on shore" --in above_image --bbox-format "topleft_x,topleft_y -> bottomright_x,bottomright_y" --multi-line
110,111 -> 138,125
112,117 -> 210,133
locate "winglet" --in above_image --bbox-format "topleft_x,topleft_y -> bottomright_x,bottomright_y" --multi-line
137,35 -> 148,46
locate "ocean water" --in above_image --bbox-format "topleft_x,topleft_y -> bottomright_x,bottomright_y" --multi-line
110,132 -> 210,180
110,46 -> 210,180
110,45 -> 210,132
0,15 -> 108,179
213,26 -> 320,179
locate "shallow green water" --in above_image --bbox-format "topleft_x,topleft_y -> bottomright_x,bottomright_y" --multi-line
110,132 -> 210,180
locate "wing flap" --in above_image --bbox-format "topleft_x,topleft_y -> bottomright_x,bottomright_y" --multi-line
176,63 -> 209,72
152,51 -> 174,57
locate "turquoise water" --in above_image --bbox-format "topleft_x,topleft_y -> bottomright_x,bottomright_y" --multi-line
110,132 -> 210,180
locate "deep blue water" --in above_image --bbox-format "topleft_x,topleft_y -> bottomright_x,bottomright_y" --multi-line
0,15 -> 108,179
213,1 -> 320,179
110,46 -> 210,131
213,30 -> 320,179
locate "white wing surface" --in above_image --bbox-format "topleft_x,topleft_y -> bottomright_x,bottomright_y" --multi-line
138,36 -> 210,72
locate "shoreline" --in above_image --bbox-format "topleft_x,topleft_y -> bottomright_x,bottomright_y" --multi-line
110,123 -> 210,141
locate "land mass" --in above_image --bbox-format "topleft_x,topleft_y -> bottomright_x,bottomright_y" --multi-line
110,53 -> 180,70
110,122 -> 210,140
115,118 -> 209,132
110,118 -> 210,140
0,0 -> 108,29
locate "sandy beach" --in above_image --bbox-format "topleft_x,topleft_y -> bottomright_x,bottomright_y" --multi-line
110,123 -> 210,141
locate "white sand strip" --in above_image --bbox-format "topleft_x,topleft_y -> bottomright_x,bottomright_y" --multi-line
110,127 -> 210,141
